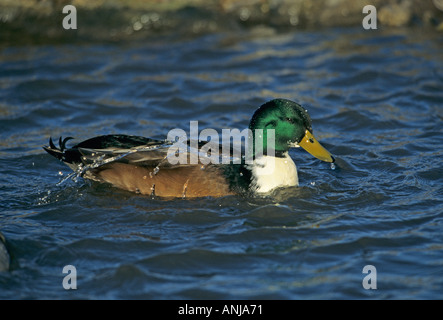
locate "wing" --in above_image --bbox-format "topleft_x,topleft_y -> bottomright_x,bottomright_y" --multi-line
44,134 -> 246,170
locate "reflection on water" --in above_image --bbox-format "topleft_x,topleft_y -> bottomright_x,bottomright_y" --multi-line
0,26 -> 442,299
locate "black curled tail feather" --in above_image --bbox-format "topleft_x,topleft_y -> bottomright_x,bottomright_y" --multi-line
43,136 -> 75,163
59,136 -> 74,151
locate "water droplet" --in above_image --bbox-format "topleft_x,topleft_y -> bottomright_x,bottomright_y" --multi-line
239,7 -> 250,21
133,21 -> 143,31
150,13 -> 159,22
143,175 -> 147,180
310,181 -> 316,186
239,172 -> 243,177
182,179 -> 189,198
200,165 -> 206,170
140,14 -> 150,24
330,163 -> 336,170
58,171 -> 63,176
153,166 -> 160,175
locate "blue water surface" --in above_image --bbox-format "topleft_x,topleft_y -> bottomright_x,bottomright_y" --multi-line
0,26 -> 442,299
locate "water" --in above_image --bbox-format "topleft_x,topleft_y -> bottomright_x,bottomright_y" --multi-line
0,26 -> 442,299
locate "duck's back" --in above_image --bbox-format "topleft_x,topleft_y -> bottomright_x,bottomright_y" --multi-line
43,134 -> 238,198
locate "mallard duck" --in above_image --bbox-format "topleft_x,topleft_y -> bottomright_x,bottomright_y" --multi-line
43,99 -> 334,198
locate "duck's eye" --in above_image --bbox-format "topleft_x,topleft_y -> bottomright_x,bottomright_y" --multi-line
286,117 -> 294,123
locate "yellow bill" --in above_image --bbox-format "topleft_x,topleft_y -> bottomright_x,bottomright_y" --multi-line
298,130 -> 335,163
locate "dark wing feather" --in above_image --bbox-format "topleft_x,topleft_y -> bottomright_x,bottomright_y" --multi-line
44,134 -> 248,172
43,135 -> 166,167
72,135 -> 161,150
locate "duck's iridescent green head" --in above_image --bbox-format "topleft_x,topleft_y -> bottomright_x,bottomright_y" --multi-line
249,98 -> 334,162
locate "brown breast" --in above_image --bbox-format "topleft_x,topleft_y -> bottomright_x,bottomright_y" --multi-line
90,162 -> 235,198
